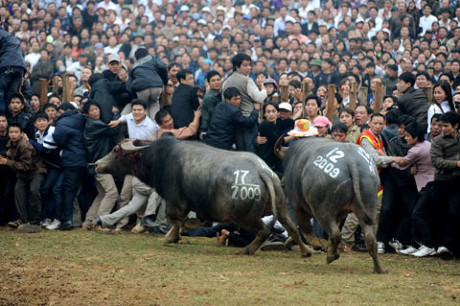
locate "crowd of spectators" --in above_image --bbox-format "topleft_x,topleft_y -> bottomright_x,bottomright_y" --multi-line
0,0 -> 459,258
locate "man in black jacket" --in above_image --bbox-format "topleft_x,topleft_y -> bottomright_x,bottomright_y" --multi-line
205,87 -> 259,151
88,73 -> 117,124
170,69 -> 200,132
126,48 -> 168,121
396,72 -> 430,131
0,24 -> 26,117
103,54 -> 132,113
82,101 -> 120,230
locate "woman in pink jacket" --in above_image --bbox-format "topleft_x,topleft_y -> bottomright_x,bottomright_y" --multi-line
391,121 -> 437,257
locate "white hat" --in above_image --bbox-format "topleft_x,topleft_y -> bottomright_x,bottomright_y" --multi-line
278,102 -> 292,112
179,5 -> 190,12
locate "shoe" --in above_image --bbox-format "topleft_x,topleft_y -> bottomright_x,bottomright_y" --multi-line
7,220 -> 22,228
377,242 -> 385,254
412,245 -> 435,257
93,216 -> 103,227
57,221 -> 73,231
140,216 -> 156,228
81,221 -> 93,230
436,246 -> 454,259
46,219 -> 61,230
131,222 -> 146,233
41,219 -> 52,228
112,228 -> 123,233
399,246 -> 418,255
388,239 -> 404,253
18,224 -> 42,233
260,240 -> 286,251
94,225 -> 111,233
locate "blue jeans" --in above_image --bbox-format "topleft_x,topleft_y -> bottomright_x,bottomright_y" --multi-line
0,67 -> 24,116
235,122 -> 258,153
58,167 -> 85,223
40,168 -> 63,220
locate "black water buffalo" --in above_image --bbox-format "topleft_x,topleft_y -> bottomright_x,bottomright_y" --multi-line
283,137 -> 385,273
95,138 -> 313,257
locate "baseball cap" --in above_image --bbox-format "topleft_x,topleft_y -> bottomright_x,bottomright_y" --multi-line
313,116 -> 332,128
79,52 -> 88,57
95,42 -> 104,50
278,102 -> 292,112
108,53 -> 121,63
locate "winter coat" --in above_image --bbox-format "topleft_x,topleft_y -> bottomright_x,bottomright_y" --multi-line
8,111 -> 34,139
84,112 -> 120,175
0,28 -> 26,70
5,136 -> 46,178
89,78 -> 117,124
397,87 -> 429,130
53,110 -> 87,168
103,70 -> 133,110
204,101 -> 259,150
171,84 -> 200,129
430,134 -> 460,181
126,55 -> 168,94
30,60 -> 54,95
200,89 -> 221,133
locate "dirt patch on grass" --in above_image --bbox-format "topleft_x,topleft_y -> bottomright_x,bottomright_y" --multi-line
0,227 -> 459,305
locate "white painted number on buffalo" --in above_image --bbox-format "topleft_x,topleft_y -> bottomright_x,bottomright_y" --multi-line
231,170 -> 261,201
357,147 -> 377,174
313,148 -> 345,179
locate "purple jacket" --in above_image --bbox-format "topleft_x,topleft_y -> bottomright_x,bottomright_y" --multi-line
392,141 -> 435,192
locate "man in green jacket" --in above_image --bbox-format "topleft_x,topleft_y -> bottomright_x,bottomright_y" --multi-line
200,70 -> 222,139
429,111 -> 460,258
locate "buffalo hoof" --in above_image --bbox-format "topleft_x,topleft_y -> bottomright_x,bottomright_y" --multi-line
300,251 -> 312,258
163,236 -> 181,244
238,247 -> 255,256
373,267 -> 388,274
326,253 -> 340,264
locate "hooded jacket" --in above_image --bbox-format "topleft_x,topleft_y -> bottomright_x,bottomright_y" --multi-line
126,55 -> 168,93
53,110 -> 87,168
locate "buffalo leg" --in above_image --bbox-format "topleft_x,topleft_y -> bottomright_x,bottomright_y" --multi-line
164,203 -> 188,244
239,220 -> 270,255
320,218 -> 341,264
362,223 -> 386,274
293,205 -> 325,250
277,206 -> 313,258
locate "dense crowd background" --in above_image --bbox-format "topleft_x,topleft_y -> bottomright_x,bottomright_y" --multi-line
0,0 -> 459,258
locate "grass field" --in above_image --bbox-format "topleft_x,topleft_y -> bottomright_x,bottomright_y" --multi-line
0,226 -> 459,305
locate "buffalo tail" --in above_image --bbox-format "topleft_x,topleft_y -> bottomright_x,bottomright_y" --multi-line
348,146 -> 373,225
260,172 -> 278,228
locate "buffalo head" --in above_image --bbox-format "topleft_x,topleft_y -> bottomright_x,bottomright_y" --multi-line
95,139 -> 150,177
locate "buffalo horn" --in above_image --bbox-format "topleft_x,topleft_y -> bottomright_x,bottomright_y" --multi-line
120,140 -> 149,152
